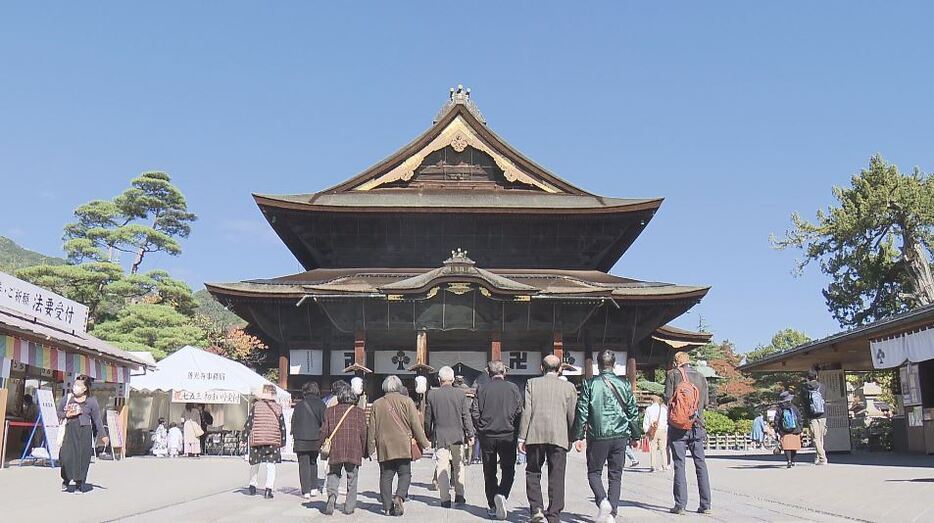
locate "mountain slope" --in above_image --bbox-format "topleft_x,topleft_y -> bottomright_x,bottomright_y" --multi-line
0,236 -> 65,273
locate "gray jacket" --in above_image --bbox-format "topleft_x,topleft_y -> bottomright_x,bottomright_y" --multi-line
425,384 -> 474,448
518,373 -> 578,450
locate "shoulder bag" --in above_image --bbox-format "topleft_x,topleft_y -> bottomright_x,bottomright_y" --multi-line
387,401 -> 422,461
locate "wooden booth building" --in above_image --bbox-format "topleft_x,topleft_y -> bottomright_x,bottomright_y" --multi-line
207,87 -> 710,398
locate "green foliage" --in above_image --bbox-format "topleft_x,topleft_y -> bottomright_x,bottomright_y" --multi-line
63,171 -> 196,274
702,411 -> 735,434
194,289 -> 245,329
0,236 -> 65,273
91,303 -> 207,359
773,155 -> 934,327
734,418 -> 753,436
636,379 -> 665,396
744,329 -> 811,406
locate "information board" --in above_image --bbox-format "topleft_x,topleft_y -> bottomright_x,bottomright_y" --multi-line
35,389 -> 61,460
105,409 -> 125,448
0,271 -> 89,333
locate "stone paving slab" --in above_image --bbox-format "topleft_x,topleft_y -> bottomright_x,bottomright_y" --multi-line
2,449 -> 931,522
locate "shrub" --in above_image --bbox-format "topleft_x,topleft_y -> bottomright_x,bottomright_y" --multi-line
734,419 -> 753,435
703,411 -> 735,434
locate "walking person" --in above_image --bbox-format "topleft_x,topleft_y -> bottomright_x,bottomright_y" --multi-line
518,354 -> 578,523
471,360 -> 523,520
665,351 -> 711,515
425,366 -> 474,509
292,382 -> 327,498
244,384 -> 286,499
183,404 -> 204,457
319,382 -> 367,516
800,370 -> 828,465
774,391 -> 803,468
644,395 -> 669,472
367,375 -> 431,516
57,374 -> 108,493
572,349 -> 642,523
198,404 -> 213,452
750,412 -> 766,449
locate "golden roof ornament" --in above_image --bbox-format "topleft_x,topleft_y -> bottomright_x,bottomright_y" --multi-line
434,84 -> 486,125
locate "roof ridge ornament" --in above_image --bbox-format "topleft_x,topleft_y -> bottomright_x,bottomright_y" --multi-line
434,84 -> 486,125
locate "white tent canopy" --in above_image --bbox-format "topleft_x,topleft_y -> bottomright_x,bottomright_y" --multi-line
130,345 -> 290,404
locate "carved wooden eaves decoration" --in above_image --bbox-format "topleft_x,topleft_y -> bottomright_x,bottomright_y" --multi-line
352,115 -> 560,193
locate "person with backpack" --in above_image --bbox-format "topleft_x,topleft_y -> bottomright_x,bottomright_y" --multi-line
664,351 -> 711,515
774,391 -> 803,468
799,370 -> 828,465
572,349 -> 641,523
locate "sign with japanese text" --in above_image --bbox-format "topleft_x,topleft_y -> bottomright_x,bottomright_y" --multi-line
35,389 -> 61,460
105,409 -> 125,448
0,271 -> 89,333
289,349 -> 323,375
171,389 -> 241,404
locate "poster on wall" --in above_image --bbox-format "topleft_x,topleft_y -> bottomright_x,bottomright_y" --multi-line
900,363 -> 922,407
289,350 -> 323,375
504,351 -> 542,375
329,351 -> 356,375
375,351 -> 417,374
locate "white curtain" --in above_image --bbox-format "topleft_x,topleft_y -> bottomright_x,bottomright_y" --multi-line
870,328 -> 934,369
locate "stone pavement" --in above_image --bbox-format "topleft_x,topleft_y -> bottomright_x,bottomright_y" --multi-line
1,448 -> 931,522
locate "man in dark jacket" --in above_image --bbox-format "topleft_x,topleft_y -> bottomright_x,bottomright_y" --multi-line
291,381 -> 327,498
665,351 -> 711,515
471,360 -> 523,520
572,349 -> 641,523
425,366 -> 475,508
799,370 -> 828,465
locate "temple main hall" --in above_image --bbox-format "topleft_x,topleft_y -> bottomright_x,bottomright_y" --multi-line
207,87 -> 710,397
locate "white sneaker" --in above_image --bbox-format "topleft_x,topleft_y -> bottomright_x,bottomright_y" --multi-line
303,493 -> 311,499
309,489 -> 319,497
597,498 -> 612,522
493,493 -> 507,520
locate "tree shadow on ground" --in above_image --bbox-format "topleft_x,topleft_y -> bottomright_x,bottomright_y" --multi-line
623,499 -> 673,513
707,451 -> 934,468
884,478 -> 934,482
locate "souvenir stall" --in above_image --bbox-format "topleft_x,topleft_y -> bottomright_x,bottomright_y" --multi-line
0,271 -> 148,466
128,345 -> 290,456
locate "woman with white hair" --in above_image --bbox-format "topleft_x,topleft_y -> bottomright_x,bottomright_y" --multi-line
367,375 -> 431,516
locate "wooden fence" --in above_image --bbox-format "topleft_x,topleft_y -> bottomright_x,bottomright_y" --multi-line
702,431 -> 812,451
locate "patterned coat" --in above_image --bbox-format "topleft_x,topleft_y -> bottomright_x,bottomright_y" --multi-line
244,400 -> 286,465
319,403 -> 367,466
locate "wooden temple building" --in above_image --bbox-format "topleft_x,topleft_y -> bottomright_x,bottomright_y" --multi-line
206,87 -> 711,397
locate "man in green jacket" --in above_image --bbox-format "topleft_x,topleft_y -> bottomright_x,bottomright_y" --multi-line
572,349 -> 641,523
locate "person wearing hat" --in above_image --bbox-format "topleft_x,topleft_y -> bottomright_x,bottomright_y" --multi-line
773,391 -> 803,468
244,384 -> 286,498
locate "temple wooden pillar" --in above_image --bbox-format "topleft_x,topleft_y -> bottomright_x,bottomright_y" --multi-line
552,332 -> 564,360
416,330 -> 429,367
491,331 -> 502,362
278,351 -> 289,390
354,331 -> 366,368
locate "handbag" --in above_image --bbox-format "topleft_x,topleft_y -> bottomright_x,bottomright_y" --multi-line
56,393 -> 73,447
387,402 -> 422,461
646,405 -> 661,440
319,406 -> 354,460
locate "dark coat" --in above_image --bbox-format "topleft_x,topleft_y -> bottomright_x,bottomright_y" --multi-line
425,384 -> 474,448
471,377 -> 522,440
291,393 -> 326,452
319,403 -> 368,465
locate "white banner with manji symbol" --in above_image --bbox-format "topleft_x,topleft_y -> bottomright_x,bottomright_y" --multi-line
329,350 -> 356,375
504,351 -> 541,375
375,350 -> 417,375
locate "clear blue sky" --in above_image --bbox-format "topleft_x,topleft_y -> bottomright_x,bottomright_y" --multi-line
2,2 -> 932,351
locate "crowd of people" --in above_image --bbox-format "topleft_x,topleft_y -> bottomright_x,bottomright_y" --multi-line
149,403 -> 213,458
225,349 -> 715,522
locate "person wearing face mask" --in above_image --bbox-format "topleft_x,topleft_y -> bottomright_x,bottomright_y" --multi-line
57,375 -> 107,493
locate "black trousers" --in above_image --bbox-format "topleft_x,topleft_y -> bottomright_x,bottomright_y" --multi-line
297,450 -> 320,494
481,436 -> 517,508
379,459 -> 412,511
525,444 -> 567,523
586,438 -> 627,514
